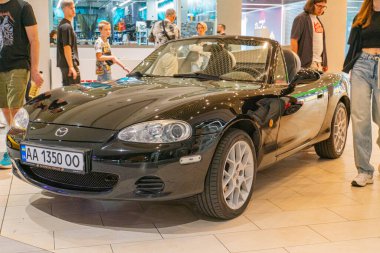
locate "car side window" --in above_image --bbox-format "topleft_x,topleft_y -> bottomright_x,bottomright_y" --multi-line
274,51 -> 288,85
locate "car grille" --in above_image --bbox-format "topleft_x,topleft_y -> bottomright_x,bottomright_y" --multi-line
26,166 -> 119,192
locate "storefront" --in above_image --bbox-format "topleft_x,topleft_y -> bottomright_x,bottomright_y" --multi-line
50,0 -> 217,46
241,0 -> 362,48
240,0 -> 351,73
241,0 -> 304,45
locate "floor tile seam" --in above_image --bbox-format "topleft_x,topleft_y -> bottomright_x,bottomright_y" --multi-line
244,220 -> 355,231
306,224 -> 332,243
325,206 -> 354,221
1,217 -> 160,231
233,246 -> 289,253
340,192 -> 367,204
51,222 -> 163,233
288,235 -> 380,245
266,198 -> 287,212
97,212 -> 105,227
152,222 -> 164,240
54,237 -> 163,251
246,206 -> 346,216
282,237 -> 380,252
106,238 -> 163,249
269,201 -> 370,212
52,244 -> 113,253
156,225 -> 261,239
0,175 -> 13,233
110,243 -> 115,253
309,217 -> 380,227
289,191 -> 355,197
212,225 -> 331,240
53,230 -> 56,251
212,234 -> 232,253
0,233 -> 53,252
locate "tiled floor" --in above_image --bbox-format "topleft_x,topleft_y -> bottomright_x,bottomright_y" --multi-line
0,124 -> 380,253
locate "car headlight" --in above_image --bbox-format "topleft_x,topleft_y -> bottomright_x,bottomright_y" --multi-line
118,120 -> 192,143
12,108 -> 29,130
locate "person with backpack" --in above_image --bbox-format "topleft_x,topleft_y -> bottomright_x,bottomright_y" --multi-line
149,9 -> 180,48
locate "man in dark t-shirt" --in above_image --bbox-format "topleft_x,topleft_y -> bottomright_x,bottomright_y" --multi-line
57,0 -> 80,86
290,0 -> 328,72
0,0 -> 43,169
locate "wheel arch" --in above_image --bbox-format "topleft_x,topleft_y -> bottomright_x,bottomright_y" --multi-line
220,117 -> 261,158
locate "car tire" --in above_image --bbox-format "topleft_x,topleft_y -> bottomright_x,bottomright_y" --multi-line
195,129 -> 257,219
314,102 -> 348,159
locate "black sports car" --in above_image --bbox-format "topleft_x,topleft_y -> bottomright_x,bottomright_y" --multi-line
7,36 -> 350,219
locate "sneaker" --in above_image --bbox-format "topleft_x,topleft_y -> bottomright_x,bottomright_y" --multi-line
0,152 -> 12,169
351,173 -> 374,187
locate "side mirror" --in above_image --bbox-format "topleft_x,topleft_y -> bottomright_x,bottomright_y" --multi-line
290,68 -> 321,86
280,69 -> 321,96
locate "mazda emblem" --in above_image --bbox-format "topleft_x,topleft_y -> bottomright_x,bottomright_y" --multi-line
55,127 -> 69,137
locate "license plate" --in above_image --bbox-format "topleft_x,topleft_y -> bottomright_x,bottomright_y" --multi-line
20,144 -> 87,173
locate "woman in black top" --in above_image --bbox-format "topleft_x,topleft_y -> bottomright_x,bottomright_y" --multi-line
345,0 -> 380,187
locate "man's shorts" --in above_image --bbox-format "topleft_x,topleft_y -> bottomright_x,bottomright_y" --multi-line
0,69 -> 29,109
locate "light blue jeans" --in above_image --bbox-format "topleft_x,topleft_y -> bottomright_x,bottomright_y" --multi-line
351,52 -> 380,175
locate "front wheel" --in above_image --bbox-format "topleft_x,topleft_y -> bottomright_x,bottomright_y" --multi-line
195,129 -> 256,219
315,102 -> 348,159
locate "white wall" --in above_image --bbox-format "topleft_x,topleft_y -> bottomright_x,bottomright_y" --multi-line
28,0 -> 51,92
217,0 -> 242,35
320,0 -> 347,73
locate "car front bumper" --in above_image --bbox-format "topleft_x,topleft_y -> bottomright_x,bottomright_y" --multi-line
8,133 -> 219,201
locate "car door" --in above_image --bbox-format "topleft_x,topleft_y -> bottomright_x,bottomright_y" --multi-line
276,68 -> 329,156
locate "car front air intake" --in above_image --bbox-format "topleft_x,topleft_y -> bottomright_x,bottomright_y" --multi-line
135,176 -> 165,195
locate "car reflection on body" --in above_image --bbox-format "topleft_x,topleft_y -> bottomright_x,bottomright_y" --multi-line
7,36 -> 350,219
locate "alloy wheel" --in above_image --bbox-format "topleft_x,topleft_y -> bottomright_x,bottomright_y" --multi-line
333,105 -> 348,154
222,140 -> 254,210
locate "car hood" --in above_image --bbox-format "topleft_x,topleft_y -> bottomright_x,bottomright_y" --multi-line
26,77 -> 263,130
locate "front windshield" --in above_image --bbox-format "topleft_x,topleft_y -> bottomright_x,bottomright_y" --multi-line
131,38 -> 272,83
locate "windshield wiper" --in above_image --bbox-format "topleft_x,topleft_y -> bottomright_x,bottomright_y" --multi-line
173,73 -> 223,81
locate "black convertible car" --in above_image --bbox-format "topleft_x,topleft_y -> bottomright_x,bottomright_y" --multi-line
7,36 -> 350,219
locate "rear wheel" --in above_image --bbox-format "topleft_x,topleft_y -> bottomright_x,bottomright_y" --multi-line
315,102 -> 348,159
195,129 -> 256,219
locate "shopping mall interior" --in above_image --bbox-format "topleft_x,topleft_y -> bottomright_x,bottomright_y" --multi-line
1,0 -> 380,252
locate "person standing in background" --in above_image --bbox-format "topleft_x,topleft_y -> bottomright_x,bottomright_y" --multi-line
57,0 -> 80,86
150,8 -> 180,48
196,22 -> 208,36
217,24 -> 226,35
0,0 -> 43,169
118,18 -> 126,32
291,0 -> 328,72
343,0 -> 380,187
50,30 -> 57,45
95,20 -> 129,82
